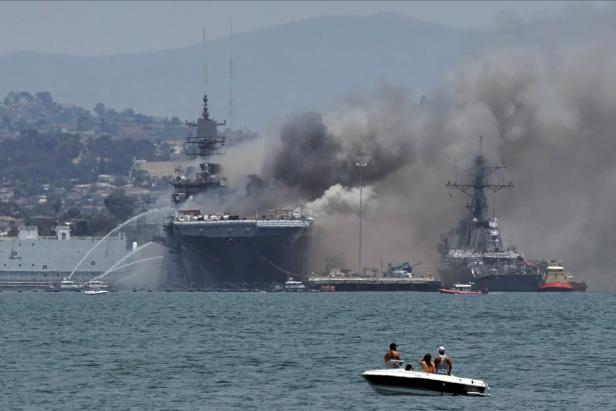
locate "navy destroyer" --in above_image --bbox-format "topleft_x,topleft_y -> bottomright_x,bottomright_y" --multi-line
163,95 -> 313,289
438,138 -> 542,292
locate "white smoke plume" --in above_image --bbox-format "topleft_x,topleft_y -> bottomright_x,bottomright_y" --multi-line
305,184 -> 376,218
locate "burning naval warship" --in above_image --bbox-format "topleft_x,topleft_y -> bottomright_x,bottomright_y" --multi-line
163,95 -> 313,289
438,138 -> 543,292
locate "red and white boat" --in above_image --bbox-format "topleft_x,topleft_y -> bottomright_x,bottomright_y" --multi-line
438,283 -> 487,295
538,262 -> 575,292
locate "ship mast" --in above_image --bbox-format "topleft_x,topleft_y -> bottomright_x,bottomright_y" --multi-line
446,137 -> 513,247
184,94 -> 226,157
356,159 -> 368,275
171,94 -> 227,204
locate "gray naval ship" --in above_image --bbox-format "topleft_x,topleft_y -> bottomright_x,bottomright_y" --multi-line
162,95 -> 313,289
438,138 -> 542,292
0,225 -> 128,289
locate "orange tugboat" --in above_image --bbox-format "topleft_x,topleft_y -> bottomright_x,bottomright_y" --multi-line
538,262 -> 575,292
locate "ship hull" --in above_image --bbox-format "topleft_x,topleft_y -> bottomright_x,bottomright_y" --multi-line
0,232 -> 129,289
165,220 -> 310,288
473,274 -> 542,292
0,271 -> 110,290
440,258 -> 542,292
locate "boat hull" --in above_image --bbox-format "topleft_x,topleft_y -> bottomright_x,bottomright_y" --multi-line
83,290 -> 108,295
570,281 -> 587,292
438,288 -> 485,295
362,369 -> 488,396
538,281 -> 574,292
165,221 -> 309,288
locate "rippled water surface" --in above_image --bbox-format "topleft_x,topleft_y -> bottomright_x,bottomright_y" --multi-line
1,291 -> 615,410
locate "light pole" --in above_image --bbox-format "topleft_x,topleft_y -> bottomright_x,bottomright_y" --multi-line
356,160 -> 368,276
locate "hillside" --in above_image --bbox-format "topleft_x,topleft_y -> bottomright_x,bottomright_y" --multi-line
2,11 -> 613,131
0,13 -> 482,131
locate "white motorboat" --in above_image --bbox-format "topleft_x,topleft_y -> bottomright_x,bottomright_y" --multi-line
362,361 -> 489,396
60,278 -> 81,291
284,278 -> 306,292
85,280 -> 110,290
83,289 -> 108,295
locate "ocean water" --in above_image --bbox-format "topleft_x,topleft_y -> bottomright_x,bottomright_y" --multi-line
1,291 -> 614,410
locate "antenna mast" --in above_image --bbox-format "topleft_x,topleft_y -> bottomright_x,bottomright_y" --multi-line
228,20 -> 234,130
446,137 -> 513,244
202,27 -> 208,92
356,159 -> 368,275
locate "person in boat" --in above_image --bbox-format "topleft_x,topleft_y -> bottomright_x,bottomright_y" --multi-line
384,343 -> 401,363
418,353 -> 435,373
434,346 -> 452,375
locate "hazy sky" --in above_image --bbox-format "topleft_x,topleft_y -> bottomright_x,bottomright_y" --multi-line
0,1 -> 610,56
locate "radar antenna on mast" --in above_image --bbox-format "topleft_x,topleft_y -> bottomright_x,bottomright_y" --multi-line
228,20 -> 234,130
446,136 -> 513,247
202,27 -> 208,92
202,94 -> 210,121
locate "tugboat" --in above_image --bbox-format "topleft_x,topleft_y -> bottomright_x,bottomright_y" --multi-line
438,137 -> 542,292
538,261 -> 575,292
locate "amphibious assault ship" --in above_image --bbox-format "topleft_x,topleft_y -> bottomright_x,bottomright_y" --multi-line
163,95 -> 313,289
438,138 -> 542,292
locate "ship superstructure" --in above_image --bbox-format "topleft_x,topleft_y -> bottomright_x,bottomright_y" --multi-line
439,138 -> 542,291
164,95 -> 313,289
171,94 -> 227,204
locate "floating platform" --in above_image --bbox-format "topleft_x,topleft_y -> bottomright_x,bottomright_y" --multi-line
307,277 -> 441,292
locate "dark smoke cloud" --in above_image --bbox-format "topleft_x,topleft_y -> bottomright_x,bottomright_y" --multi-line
268,112 -> 345,199
266,96 -> 413,200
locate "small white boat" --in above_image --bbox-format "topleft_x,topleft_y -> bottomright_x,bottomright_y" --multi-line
83,289 -> 108,295
81,279 -> 110,295
438,283 -> 487,295
86,280 -> 110,290
60,278 -> 81,291
362,360 -> 489,396
284,278 -> 306,292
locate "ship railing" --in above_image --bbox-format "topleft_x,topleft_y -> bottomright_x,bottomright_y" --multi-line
257,220 -> 311,227
174,217 -> 311,226
11,235 -> 122,240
